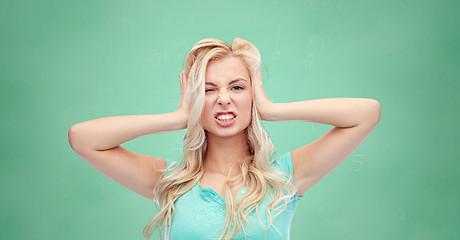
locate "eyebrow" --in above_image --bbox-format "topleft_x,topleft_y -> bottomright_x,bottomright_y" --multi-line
205,78 -> 248,86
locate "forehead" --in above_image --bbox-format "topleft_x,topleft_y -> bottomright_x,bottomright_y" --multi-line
205,56 -> 250,83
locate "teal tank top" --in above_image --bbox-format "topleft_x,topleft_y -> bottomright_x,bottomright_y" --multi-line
162,152 -> 303,239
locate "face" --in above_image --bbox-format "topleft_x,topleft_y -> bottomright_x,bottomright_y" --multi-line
201,55 -> 253,139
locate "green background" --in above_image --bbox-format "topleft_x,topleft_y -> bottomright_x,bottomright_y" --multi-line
1,0 -> 459,239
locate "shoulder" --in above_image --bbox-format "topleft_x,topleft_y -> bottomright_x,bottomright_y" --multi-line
272,152 -> 296,185
164,158 -> 181,177
272,152 -> 304,199
165,158 -> 179,168
272,152 -> 294,175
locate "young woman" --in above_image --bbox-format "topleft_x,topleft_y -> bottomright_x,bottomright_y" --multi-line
68,38 -> 381,240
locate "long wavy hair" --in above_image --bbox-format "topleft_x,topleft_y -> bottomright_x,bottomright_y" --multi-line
143,38 -> 297,240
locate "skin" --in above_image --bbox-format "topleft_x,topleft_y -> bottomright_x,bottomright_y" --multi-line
194,56 -> 254,195
183,55 -> 381,197
69,51 -> 381,201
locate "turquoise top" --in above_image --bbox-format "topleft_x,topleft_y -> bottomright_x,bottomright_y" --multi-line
163,152 -> 303,239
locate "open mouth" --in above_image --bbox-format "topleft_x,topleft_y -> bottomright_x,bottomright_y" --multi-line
216,114 -> 235,122
214,112 -> 237,122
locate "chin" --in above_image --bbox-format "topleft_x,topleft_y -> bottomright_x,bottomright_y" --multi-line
205,127 -> 246,139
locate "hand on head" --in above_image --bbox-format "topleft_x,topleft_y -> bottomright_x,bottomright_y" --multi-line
252,67 -> 273,121
177,70 -> 191,124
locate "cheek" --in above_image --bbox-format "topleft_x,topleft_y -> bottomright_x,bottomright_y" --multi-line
240,94 -> 253,115
246,93 -> 254,108
201,98 -> 214,122
202,97 -> 213,112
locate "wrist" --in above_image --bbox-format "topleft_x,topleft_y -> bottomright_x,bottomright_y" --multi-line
172,109 -> 189,129
258,101 -> 277,121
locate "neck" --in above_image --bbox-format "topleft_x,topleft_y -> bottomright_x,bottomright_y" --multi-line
204,131 -> 250,177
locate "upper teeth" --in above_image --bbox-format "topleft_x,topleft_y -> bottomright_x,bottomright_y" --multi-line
217,114 -> 235,120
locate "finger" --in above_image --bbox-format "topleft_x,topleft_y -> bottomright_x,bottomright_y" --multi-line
179,71 -> 186,87
253,68 -> 263,86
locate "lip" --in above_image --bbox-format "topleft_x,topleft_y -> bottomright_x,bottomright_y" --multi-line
214,111 -> 237,118
214,111 -> 237,127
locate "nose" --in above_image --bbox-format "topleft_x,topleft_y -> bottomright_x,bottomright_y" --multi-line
217,90 -> 231,105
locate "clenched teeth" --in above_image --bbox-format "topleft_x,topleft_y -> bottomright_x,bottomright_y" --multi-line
216,114 -> 235,121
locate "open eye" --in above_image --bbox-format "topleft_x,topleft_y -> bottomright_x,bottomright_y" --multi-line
231,86 -> 244,91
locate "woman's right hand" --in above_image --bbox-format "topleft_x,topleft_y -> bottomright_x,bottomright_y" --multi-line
68,71 -> 193,201
176,71 -> 190,125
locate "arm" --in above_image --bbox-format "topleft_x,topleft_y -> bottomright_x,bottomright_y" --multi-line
254,70 -> 381,197
68,72 -> 190,201
253,69 -> 380,125
69,111 -> 187,151
258,97 -> 380,127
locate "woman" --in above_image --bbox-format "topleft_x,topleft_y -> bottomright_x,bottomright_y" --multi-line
68,38 -> 381,240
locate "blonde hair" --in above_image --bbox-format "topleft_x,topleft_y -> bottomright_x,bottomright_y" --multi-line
144,38 -> 297,240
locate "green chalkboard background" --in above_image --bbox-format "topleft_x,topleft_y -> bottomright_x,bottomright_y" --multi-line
1,0 -> 459,239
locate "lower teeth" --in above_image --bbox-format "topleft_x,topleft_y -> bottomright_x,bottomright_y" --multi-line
219,118 -> 233,122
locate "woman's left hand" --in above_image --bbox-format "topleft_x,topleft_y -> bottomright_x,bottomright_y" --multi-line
253,68 -> 275,121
